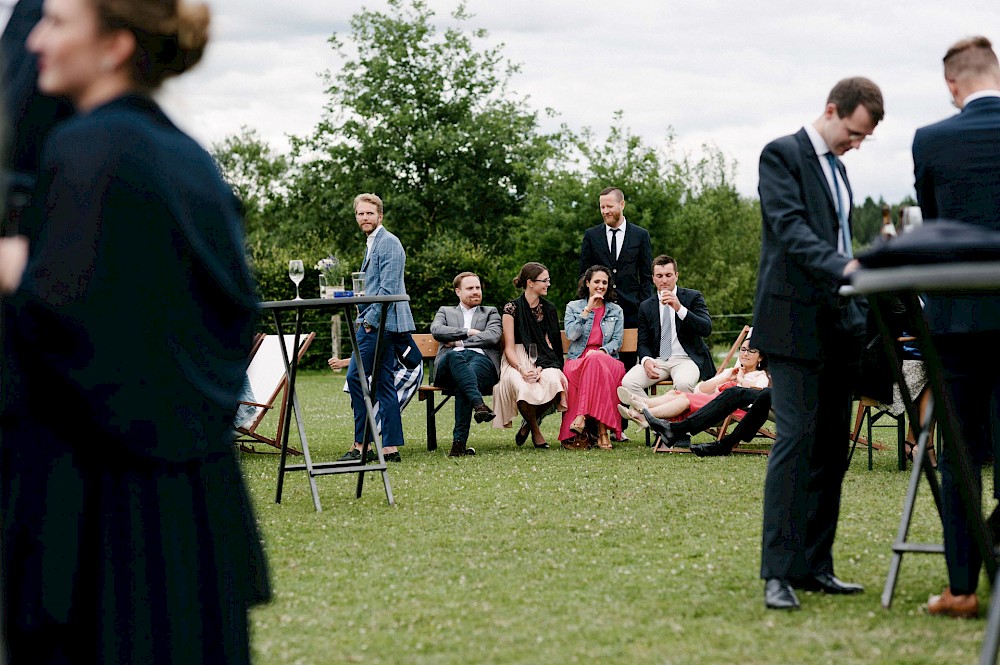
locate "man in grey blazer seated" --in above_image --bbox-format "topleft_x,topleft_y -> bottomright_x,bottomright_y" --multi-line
430,272 -> 503,458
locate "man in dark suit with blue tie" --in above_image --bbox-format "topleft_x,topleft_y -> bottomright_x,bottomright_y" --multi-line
579,187 -> 653,332
754,77 -> 883,610
912,36 -> 1000,619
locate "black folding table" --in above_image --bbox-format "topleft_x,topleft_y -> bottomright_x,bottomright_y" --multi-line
848,261 -> 1000,665
260,295 -> 409,511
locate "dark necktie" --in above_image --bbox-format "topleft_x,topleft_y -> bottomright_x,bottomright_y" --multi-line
609,228 -> 619,262
825,152 -> 853,259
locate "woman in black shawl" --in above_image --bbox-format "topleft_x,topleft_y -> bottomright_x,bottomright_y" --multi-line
492,262 -> 567,447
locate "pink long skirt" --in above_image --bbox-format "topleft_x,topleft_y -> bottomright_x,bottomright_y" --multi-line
558,350 -> 626,441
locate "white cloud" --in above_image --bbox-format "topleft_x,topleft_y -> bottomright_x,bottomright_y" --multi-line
160,0 -> 1000,202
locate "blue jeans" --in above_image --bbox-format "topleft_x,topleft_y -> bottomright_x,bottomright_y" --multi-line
347,327 -> 408,446
434,351 -> 498,444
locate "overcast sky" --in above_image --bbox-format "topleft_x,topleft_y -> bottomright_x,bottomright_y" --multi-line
157,0 -> 1000,203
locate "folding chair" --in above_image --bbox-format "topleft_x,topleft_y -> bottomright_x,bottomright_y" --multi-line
235,332 -> 316,453
651,325 -> 769,452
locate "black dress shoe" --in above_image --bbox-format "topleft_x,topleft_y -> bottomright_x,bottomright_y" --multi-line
473,403 -> 496,424
691,440 -> 734,457
642,408 -> 684,446
337,449 -> 362,462
449,440 -> 468,457
383,451 -> 402,463
793,573 -> 863,595
764,578 -> 800,610
514,423 -> 530,446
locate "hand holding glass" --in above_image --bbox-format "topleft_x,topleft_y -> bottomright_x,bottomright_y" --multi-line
288,260 -> 304,300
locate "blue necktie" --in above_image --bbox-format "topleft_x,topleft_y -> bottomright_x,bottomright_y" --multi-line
825,152 -> 853,258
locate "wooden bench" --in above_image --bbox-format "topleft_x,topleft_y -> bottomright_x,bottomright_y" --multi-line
415,329 -> 638,451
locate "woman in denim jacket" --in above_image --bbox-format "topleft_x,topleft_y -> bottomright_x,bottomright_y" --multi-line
559,265 -> 627,449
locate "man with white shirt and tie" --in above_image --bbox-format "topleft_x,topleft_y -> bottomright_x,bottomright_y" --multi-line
754,77 -> 882,610
430,272 -> 503,458
579,187 -> 653,333
619,254 -> 715,399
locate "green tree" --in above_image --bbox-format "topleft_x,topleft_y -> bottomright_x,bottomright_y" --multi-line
287,0 -> 553,255
212,127 -> 290,242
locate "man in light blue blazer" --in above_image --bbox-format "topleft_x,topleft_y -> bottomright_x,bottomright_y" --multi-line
341,193 -> 416,463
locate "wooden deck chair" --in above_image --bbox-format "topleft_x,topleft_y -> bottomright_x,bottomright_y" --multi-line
652,325 -> 775,454
708,326 -> 777,454
235,332 -> 315,454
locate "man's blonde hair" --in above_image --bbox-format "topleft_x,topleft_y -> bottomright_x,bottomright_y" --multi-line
353,193 -> 384,215
944,36 -> 1000,81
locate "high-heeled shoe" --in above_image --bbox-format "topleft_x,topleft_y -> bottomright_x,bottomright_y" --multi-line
570,414 -> 586,434
515,423 -> 530,446
617,404 -> 648,429
532,430 -> 550,449
595,423 -> 613,450
616,386 -> 647,409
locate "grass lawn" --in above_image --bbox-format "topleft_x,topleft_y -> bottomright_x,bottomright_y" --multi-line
242,370 -> 988,664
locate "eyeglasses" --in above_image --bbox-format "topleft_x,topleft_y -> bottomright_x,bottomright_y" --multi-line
844,123 -> 871,143
739,347 -> 759,355
531,278 -> 551,284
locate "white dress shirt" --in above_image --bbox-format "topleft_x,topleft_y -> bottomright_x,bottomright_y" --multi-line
453,303 -> 485,356
804,123 -> 848,256
640,287 -> 689,365
605,218 -> 628,261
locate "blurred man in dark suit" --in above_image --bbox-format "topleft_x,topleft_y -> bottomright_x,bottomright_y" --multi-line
1,0 -> 73,234
912,35 -> 1000,619
754,77 -> 883,610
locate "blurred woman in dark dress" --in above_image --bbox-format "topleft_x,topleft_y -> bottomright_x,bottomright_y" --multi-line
0,0 -> 269,662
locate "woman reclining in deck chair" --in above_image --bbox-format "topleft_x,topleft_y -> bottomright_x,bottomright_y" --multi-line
617,336 -> 771,456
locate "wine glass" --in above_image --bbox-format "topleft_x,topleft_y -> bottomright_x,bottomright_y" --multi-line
288,259 -> 304,300
528,343 -> 538,368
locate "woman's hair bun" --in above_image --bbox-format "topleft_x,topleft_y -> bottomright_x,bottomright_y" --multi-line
176,2 -> 209,54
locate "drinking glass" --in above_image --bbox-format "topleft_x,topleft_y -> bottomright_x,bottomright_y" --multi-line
288,259 -> 304,300
528,343 -> 538,368
351,271 -> 366,296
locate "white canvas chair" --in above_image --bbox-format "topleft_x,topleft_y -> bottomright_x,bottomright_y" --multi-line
235,332 -> 315,453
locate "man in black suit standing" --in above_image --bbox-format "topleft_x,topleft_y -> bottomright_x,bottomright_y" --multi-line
755,77 -> 883,610
620,254 -> 714,401
912,36 -> 1000,619
579,187 -> 652,332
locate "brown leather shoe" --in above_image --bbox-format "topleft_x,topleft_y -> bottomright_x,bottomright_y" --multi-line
927,587 -> 979,618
